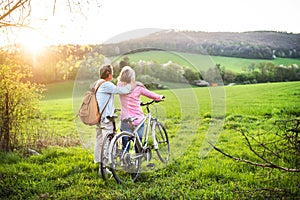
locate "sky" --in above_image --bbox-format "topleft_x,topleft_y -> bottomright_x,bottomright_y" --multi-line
7,0 -> 300,47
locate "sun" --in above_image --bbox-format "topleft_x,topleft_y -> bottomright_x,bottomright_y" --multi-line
19,29 -> 48,53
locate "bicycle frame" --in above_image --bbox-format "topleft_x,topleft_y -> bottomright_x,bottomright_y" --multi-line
108,100 -> 162,165
118,108 -> 157,165
108,98 -> 169,184
131,104 -> 161,153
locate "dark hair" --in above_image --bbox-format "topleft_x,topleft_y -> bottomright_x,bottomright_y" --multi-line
99,64 -> 113,79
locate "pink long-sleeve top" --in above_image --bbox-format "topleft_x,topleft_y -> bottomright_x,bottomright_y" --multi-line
118,84 -> 163,125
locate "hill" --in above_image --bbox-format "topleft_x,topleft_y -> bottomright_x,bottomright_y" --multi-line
111,51 -> 300,73
98,30 -> 300,59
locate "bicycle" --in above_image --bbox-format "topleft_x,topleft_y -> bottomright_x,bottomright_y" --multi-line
108,99 -> 170,184
99,109 -> 120,181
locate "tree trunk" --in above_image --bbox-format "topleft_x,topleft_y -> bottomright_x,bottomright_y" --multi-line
1,92 -> 11,152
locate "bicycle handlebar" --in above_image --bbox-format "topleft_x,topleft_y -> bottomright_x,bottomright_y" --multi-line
140,96 -> 165,106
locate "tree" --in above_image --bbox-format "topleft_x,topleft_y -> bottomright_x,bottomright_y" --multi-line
183,68 -> 200,83
119,56 -> 130,68
204,65 -> 223,85
1,0 -> 102,45
0,59 -> 44,151
223,70 -> 236,84
211,118 -> 300,172
0,1 -> 102,152
118,56 -> 130,77
0,0 -> 31,28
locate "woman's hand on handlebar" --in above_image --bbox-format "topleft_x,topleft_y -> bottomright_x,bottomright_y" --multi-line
141,96 -> 165,106
154,95 -> 165,103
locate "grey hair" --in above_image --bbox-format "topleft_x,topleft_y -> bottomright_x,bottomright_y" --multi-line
118,66 -> 135,83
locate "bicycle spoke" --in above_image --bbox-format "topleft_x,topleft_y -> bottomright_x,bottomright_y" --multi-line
110,132 -> 141,184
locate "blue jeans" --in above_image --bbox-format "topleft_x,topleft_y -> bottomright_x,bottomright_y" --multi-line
121,120 -> 145,152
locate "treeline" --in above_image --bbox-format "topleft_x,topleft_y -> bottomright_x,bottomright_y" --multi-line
116,56 -> 300,88
0,44 -> 96,83
1,44 -> 299,87
210,62 -> 300,85
99,30 -> 300,59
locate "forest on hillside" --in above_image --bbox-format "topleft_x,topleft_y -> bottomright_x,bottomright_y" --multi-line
98,30 -> 300,59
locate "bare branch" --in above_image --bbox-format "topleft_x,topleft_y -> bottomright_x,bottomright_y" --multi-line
53,0 -> 56,16
0,0 -> 30,21
209,142 -> 300,172
275,119 -> 300,155
0,21 -> 31,28
240,130 -> 280,166
67,0 -> 72,12
245,130 -> 282,159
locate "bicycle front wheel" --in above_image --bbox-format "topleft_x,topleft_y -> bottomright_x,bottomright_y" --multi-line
154,122 -> 170,163
100,133 -> 114,180
109,131 -> 142,184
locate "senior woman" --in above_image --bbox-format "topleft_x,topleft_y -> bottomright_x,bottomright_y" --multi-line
117,66 -> 164,150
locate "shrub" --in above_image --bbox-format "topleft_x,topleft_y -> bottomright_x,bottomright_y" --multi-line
0,61 -> 44,152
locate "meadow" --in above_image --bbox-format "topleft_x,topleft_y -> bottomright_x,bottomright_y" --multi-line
112,51 -> 300,72
1,80 -> 299,199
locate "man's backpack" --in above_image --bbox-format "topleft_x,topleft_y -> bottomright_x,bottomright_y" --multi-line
78,79 -> 109,126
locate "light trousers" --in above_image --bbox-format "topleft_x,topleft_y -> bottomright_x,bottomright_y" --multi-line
94,121 -> 114,163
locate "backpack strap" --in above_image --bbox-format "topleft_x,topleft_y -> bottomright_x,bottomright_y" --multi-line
99,95 -> 112,117
93,79 -> 106,93
93,79 -> 112,119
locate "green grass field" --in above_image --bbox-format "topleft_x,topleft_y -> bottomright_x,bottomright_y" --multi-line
1,80 -> 300,199
111,51 -> 300,72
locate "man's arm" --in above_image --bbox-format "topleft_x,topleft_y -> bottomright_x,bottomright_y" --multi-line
113,84 -> 131,94
102,82 -> 131,94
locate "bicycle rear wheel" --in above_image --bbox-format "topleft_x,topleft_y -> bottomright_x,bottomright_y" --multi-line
154,122 -> 170,162
110,131 -> 142,184
100,133 -> 114,180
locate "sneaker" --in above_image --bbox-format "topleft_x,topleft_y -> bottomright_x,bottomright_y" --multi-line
105,168 -> 112,174
98,167 -> 112,175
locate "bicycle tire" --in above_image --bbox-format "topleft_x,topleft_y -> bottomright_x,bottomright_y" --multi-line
109,131 -> 142,184
100,133 -> 114,180
154,122 -> 170,162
